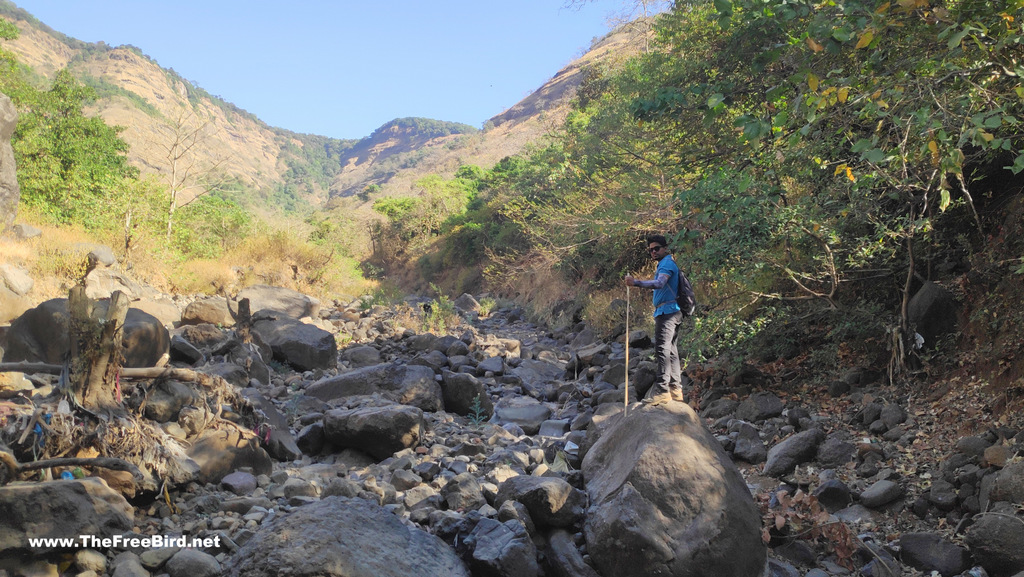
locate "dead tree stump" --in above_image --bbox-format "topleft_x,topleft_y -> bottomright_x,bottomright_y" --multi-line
67,287 -> 129,409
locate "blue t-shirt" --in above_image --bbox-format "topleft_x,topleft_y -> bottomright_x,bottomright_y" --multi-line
652,255 -> 681,318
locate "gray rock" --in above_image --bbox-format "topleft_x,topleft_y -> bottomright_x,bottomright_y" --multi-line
899,532 -> 972,577
538,419 -> 570,438
0,263 -> 32,296
464,518 -> 539,577
477,355 -> 506,375
440,370 -> 493,417
442,472 -> 488,511
411,349 -> 449,372
131,297 -> 181,327
238,284 -> 320,319
307,363 -> 442,412
908,281 -> 958,347
546,528 -> 601,577
766,558 -> 800,577
816,436 -> 856,468
833,504 -> 875,525
75,549 -> 108,573
966,511 -> 1024,577
252,310 -> 337,371
702,398 -> 739,419
880,403 -> 907,429
226,497 -> 469,577
582,402 -> 766,577
957,436 -> 992,458
238,388 -> 302,461
165,549 -> 221,577
144,380 -> 198,423
139,547 -> 179,570
296,422 -> 326,456
735,391 -> 785,422
813,479 -> 852,513
169,334 -> 205,365
111,558 -> 150,577
762,428 -> 825,477
509,358 -> 566,397
181,297 -> 235,327
5,298 -> 170,368
186,428 -> 272,484
221,471 -> 258,496
732,422 -> 767,464
342,344 -> 382,367
860,480 -> 905,508
492,397 -> 551,435
323,404 -> 424,460
454,293 -> 481,313
0,478 -> 133,554
985,461 -> 1024,506
496,476 -> 586,529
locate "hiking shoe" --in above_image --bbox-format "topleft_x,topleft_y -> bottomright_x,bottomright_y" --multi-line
643,392 -> 673,406
671,389 -> 685,402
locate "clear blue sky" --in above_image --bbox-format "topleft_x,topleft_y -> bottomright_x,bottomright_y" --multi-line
10,1 -> 628,140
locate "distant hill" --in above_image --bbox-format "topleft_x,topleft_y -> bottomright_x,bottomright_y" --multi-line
0,0 -> 638,224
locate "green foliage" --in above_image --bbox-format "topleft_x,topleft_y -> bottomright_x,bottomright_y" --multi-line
170,193 -> 251,259
372,117 -> 478,140
478,297 -> 497,317
467,394 -> 488,426
12,69 -> 139,229
422,285 -> 460,333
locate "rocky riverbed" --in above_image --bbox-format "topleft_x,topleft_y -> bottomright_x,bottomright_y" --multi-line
1,270 -> 1023,577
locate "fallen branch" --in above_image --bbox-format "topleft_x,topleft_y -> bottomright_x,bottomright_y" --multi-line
0,451 -> 143,486
0,362 -> 220,385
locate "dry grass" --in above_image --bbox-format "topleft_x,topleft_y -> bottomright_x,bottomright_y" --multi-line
583,287 -> 654,337
3,208 -> 375,309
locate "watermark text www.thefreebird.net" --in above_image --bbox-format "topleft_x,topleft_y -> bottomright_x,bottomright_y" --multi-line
29,534 -> 220,549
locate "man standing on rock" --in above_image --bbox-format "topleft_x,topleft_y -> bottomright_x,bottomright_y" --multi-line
625,234 -> 684,405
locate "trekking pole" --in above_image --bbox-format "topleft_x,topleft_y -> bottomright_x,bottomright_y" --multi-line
624,284 -> 630,412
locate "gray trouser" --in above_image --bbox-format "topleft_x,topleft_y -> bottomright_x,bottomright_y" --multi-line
653,311 -> 683,394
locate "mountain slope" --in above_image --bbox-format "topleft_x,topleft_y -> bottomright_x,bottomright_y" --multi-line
0,0 -> 639,227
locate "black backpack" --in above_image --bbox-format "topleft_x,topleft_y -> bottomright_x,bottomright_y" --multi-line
675,269 -> 697,316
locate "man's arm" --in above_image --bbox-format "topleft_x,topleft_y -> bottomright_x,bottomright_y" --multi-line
627,272 -> 670,289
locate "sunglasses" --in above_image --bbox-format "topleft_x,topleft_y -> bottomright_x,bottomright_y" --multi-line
647,245 -> 664,253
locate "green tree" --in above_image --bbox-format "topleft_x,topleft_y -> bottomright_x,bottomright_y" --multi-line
13,69 -> 139,228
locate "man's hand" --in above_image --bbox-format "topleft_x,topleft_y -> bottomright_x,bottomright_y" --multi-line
624,275 -> 635,287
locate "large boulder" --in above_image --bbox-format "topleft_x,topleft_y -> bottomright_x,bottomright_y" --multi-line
251,310 -> 337,371
323,404 -> 425,460
908,281 -> 958,348
237,284 -> 320,319
0,478 -> 133,554
307,363 -> 442,412
0,92 -> 18,233
582,402 -> 766,577
226,496 -> 469,577
5,298 -> 170,367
